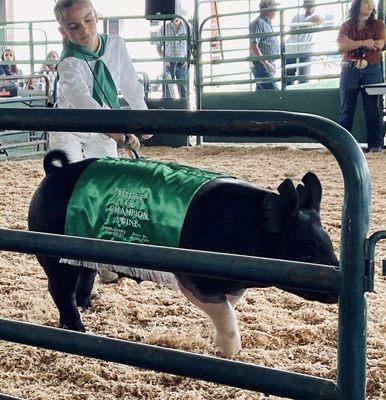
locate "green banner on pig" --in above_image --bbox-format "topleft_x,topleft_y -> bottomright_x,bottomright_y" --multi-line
64,157 -> 225,247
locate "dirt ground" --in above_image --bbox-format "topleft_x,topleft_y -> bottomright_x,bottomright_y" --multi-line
0,145 -> 384,400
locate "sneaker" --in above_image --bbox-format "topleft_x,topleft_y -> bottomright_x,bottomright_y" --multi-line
369,147 -> 383,153
98,269 -> 119,284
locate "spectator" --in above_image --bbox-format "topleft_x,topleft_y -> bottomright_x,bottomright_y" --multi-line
1,48 -> 22,76
285,0 -> 323,85
337,0 -> 385,152
40,50 -> 60,73
249,0 -> 280,90
40,50 -> 60,98
28,51 -> 60,97
52,0 -> 151,283
156,17 -> 189,98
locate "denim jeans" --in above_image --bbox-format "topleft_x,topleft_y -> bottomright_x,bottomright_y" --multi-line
251,62 -> 278,90
339,62 -> 383,148
163,62 -> 187,98
286,56 -> 311,85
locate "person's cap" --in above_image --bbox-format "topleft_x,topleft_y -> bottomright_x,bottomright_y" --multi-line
303,0 -> 316,7
259,0 -> 280,11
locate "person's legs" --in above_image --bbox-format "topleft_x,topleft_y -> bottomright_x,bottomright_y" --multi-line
339,65 -> 360,132
175,63 -> 187,98
48,132 -> 84,162
362,92 -> 382,149
285,57 -> 297,86
251,62 -> 278,90
298,57 -> 311,84
165,62 -> 176,98
82,133 -> 118,159
361,63 -> 383,149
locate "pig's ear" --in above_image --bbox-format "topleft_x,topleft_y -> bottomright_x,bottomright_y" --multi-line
296,172 -> 322,212
263,178 -> 300,233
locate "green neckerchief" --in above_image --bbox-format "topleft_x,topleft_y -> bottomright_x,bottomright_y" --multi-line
60,34 -> 120,109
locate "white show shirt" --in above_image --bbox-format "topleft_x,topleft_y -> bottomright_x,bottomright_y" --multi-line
50,34 -> 147,163
57,34 -> 147,110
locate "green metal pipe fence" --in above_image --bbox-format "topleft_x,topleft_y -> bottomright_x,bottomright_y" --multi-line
0,318 -> 337,400
0,229 -> 341,294
0,1 -> 382,147
0,108 -> 373,400
0,1 -> 359,95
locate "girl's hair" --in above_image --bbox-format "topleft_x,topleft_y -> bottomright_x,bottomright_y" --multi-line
349,0 -> 376,27
54,0 -> 93,22
1,48 -> 18,74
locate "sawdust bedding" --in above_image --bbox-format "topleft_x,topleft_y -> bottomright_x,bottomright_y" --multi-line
0,145 -> 384,400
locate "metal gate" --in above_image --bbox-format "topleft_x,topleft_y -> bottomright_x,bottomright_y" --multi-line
0,108 -> 379,400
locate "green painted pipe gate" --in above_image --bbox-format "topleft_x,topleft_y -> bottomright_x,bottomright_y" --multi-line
0,108 -> 381,400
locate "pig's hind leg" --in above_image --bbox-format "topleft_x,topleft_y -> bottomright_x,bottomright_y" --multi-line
178,282 -> 241,358
76,268 -> 97,308
39,256 -> 86,331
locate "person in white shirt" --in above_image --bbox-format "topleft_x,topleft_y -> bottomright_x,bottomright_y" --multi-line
285,0 -> 323,85
51,0 -> 150,163
52,0 -> 151,284
40,51 -> 60,100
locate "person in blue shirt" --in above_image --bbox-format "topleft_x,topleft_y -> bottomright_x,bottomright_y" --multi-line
156,17 -> 189,98
249,0 -> 280,90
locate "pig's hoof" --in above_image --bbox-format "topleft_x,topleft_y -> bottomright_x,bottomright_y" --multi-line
215,331 -> 241,358
59,320 -> 86,332
76,296 -> 92,308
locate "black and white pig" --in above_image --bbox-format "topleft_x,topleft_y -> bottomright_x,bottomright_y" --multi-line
28,150 -> 338,357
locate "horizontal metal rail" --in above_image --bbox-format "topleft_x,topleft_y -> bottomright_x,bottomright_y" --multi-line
0,130 -> 28,137
0,140 -> 46,150
0,108 -> 341,137
200,51 -> 340,67
200,74 -> 339,88
199,27 -> 338,44
0,228 -> 341,294
197,0 -> 350,11
0,96 -> 48,104
0,317 -> 338,400
0,394 -> 24,400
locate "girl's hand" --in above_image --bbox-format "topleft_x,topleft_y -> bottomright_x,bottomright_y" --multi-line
125,134 -> 141,151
